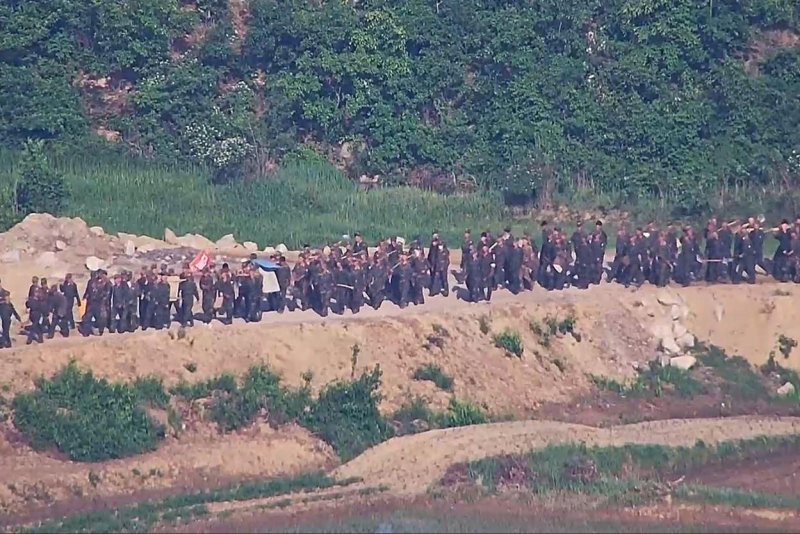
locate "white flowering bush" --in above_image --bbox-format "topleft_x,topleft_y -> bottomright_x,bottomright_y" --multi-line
185,123 -> 252,170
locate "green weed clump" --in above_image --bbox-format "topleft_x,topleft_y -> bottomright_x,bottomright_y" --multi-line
493,329 -> 524,358
412,364 -> 455,392
302,365 -> 394,461
12,362 -> 166,462
436,398 -> 488,428
592,361 -> 704,398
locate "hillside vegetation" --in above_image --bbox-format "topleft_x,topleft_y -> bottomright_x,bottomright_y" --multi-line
1,0 -> 799,236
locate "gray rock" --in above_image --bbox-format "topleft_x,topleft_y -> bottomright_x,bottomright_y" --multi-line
672,322 -> 688,339
243,241 -> 259,252
124,240 -> 136,257
89,226 -> 105,236
777,382 -> 796,397
713,303 -> 724,323
0,250 -> 20,263
669,355 -> 697,371
55,239 -> 67,251
670,304 -> 682,321
164,228 -> 179,245
661,336 -> 682,356
215,233 -> 237,249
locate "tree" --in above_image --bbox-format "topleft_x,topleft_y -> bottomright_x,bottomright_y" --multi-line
15,139 -> 68,216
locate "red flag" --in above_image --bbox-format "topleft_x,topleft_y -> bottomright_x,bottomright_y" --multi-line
189,250 -> 211,272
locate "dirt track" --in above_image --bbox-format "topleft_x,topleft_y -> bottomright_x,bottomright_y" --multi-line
333,416 -> 800,497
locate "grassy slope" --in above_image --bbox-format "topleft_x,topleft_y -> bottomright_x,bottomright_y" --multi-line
0,150 -> 509,248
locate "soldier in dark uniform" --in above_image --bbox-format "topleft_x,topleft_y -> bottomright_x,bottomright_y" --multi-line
479,245 -> 494,301
110,274 -> 131,333
507,240 -> 523,294
47,284 -> 69,338
217,271 -> 235,324
153,274 -> 171,329
39,278 -> 51,334
410,251 -> 429,305
773,220 -> 792,282
199,268 -> 216,322
749,218 -> 769,275
313,262 -> 334,317
367,255 -> 389,310
292,256 -> 311,311
718,221 -> 734,281
249,265 -> 263,321
26,286 -> 46,344
235,268 -> 251,318
431,242 -> 450,297
0,289 -> 21,348
60,274 -> 80,330
465,250 -> 482,302
572,235 -> 592,289
352,232 -> 368,255
393,254 -> 413,308
178,272 -> 198,326
275,256 -> 291,313
28,276 -> 39,302
588,232 -> 604,285
333,261 -> 350,314
460,230 -> 472,274
350,260 -> 367,314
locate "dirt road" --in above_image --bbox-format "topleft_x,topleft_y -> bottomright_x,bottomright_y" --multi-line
333,416 -> 800,496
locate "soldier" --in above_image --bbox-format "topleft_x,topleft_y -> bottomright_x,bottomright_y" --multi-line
275,256 -> 291,313
609,228 -> 628,283
749,217 -> 769,275
199,268 -> 216,323
313,262 -> 334,317
60,273 -> 80,330
26,285 -> 47,344
352,232 -> 368,255
0,289 -> 21,348
431,241 -> 450,297
249,265 -> 263,322
39,278 -> 51,334
773,220 -> 792,282
479,245 -> 494,301
460,229 -> 473,274
520,235 -> 537,291
153,273 -> 171,329
235,268 -> 251,319
465,250 -> 482,302
350,260 -> 367,314
393,254 -> 413,308
367,254 -> 389,310
47,284 -> 69,338
178,272 -> 198,327
110,274 -> 131,333
27,276 -> 39,301
217,270 -> 236,324
410,249 -> 428,305
292,256 -> 311,311
506,240 -> 523,294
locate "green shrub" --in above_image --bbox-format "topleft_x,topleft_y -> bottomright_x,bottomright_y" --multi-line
391,396 -> 437,435
302,365 -> 393,461
14,139 -> 67,216
132,376 -> 170,409
412,364 -> 454,392
169,374 -> 237,400
12,363 -> 165,462
493,329 -> 524,358
209,365 -> 311,432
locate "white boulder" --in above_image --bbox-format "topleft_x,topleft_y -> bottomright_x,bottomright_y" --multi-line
676,333 -> 695,350
164,228 -> 179,245
89,226 -> 105,236
243,241 -> 259,252
661,336 -> 682,356
124,240 -> 136,257
215,234 -> 237,249
55,240 -> 67,251
777,382 -> 796,397
670,355 -> 697,371
85,256 -> 107,272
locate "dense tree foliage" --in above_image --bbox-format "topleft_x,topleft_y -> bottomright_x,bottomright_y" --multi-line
1,0 -> 799,208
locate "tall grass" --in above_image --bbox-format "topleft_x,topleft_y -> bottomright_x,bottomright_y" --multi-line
0,150 -> 507,248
